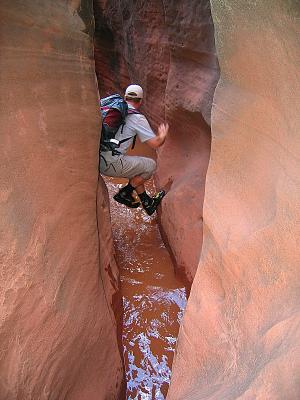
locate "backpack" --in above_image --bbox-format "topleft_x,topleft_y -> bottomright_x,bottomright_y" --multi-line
100,94 -> 140,155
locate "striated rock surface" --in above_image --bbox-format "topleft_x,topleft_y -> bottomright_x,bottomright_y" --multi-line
167,1 -> 300,399
0,1 -> 123,399
94,0 -> 220,281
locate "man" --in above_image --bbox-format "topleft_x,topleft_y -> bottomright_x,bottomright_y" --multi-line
99,84 -> 168,215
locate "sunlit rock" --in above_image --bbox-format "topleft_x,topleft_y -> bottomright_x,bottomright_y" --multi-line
0,1 -> 123,398
168,1 -> 300,398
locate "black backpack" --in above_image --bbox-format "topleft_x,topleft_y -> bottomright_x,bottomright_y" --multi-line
100,94 -> 140,155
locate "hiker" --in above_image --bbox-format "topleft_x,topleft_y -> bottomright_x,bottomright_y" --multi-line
99,84 -> 168,216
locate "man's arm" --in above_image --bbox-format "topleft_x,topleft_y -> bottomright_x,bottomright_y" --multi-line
146,123 -> 169,149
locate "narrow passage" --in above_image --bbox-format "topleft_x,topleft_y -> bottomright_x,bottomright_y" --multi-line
104,177 -> 187,400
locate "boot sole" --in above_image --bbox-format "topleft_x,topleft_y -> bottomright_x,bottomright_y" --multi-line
113,193 -> 141,208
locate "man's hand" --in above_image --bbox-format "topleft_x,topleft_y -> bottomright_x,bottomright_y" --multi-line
146,122 -> 169,149
158,123 -> 169,142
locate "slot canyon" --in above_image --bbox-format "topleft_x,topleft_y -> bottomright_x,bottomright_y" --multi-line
0,0 -> 299,399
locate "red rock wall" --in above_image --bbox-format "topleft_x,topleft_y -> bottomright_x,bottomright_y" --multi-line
167,1 -> 300,399
0,1 -> 123,399
94,0 -> 220,281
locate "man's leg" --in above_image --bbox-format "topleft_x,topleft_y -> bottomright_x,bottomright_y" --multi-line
129,175 -> 165,216
100,155 -> 144,208
113,157 -> 152,206
129,175 -> 146,194
114,175 -> 146,207
113,180 -> 141,208
112,155 -> 165,215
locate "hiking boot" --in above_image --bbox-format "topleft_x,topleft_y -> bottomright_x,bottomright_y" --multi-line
142,190 -> 166,216
113,190 -> 140,208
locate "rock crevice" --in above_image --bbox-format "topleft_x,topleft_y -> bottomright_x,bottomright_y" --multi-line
93,0 -> 220,281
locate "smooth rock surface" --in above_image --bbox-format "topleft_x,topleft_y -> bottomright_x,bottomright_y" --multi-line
167,1 -> 300,399
94,0 -> 220,281
0,1 -> 123,399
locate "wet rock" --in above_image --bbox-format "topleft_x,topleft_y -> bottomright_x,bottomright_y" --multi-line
94,0 -> 219,281
0,1 -> 123,399
168,1 -> 300,399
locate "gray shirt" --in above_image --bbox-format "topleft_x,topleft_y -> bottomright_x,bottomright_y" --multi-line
115,105 -> 156,155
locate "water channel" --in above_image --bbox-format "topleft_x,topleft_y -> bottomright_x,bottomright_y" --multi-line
104,173 -> 188,399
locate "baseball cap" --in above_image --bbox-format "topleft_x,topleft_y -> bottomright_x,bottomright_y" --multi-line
125,84 -> 143,99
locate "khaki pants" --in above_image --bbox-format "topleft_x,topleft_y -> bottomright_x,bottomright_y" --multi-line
100,152 -> 156,180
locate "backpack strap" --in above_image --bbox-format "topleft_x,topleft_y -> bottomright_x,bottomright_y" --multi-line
118,136 -> 134,144
126,108 -> 141,149
127,109 -> 141,115
131,134 -> 137,150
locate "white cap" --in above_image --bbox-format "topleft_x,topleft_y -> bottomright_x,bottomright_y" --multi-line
125,84 -> 143,99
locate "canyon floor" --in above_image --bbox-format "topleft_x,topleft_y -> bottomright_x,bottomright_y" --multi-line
103,139 -> 188,399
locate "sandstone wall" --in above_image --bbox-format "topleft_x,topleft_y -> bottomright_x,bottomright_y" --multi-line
167,1 -> 300,399
94,0 -> 220,281
0,1 -> 123,399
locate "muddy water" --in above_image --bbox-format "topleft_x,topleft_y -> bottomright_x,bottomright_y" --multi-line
104,176 -> 187,400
